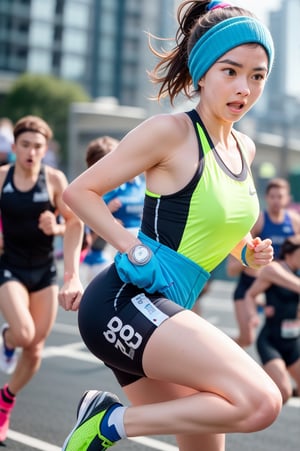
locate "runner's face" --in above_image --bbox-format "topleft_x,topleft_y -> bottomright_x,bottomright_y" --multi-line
12,132 -> 48,169
198,44 -> 268,123
266,187 -> 290,214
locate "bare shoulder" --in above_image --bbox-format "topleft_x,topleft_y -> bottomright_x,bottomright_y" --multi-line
45,165 -> 67,182
133,112 -> 190,146
145,111 -> 190,131
117,111 -> 192,171
44,165 -> 68,191
233,129 -> 256,164
0,164 -> 10,191
0,164 -> 9,177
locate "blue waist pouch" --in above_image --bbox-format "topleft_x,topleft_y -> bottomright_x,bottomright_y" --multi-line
114,231 -> 210,309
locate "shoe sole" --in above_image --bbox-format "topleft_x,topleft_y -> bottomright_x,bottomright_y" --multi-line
62,390 -> 106,451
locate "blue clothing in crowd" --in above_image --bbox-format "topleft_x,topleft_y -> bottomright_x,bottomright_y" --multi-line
103,176 -> 145,229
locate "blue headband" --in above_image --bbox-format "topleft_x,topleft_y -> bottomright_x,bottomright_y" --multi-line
188,16 -> 274,89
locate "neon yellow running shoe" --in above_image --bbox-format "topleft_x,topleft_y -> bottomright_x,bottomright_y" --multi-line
62,390 -> 122,450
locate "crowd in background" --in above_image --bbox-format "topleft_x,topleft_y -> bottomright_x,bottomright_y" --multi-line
1,112 -> 300,394
0,110 -> 299,446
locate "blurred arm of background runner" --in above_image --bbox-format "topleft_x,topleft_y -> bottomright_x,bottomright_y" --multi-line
38,210 -> 66,236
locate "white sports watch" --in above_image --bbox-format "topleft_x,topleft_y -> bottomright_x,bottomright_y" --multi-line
127,244 -> 152,266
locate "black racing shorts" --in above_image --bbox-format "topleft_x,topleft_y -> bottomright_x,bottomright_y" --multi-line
0,259 -> 57,292
78,264 -> 183,387
256,325 -> 300,367
233,272 -> 256,301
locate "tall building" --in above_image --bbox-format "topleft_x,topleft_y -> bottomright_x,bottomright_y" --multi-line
263,0 -> 300,122
271,0 -> 300,100
0,0 -> 176,110
239,0 -> 300,142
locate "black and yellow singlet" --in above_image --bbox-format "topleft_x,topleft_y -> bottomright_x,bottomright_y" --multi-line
141,109 -> 259,273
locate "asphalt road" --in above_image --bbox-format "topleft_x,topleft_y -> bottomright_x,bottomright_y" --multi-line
0,274 -> 299,450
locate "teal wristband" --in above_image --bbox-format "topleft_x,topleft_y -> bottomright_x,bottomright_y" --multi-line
241,245 -> 249,267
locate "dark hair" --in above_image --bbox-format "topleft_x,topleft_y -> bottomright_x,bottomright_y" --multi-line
85,136 -> 119,168
14,115 -> 53,141
279,236 -> 300,259
148,1 -> 254,104
265,178 -> 290,195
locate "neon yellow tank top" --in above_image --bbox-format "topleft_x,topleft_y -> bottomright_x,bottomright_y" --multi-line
142,110 -> 259,272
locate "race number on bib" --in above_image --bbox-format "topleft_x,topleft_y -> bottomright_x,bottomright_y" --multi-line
281,319 -> 300,339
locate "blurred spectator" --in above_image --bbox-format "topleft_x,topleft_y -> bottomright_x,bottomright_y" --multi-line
227,177 -> 300,348
81,136 -> 145,286
245,236 -> 300,404
0,118 -> 14,165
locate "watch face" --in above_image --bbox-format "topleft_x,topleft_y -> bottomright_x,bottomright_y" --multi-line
131,245 -> 152,265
